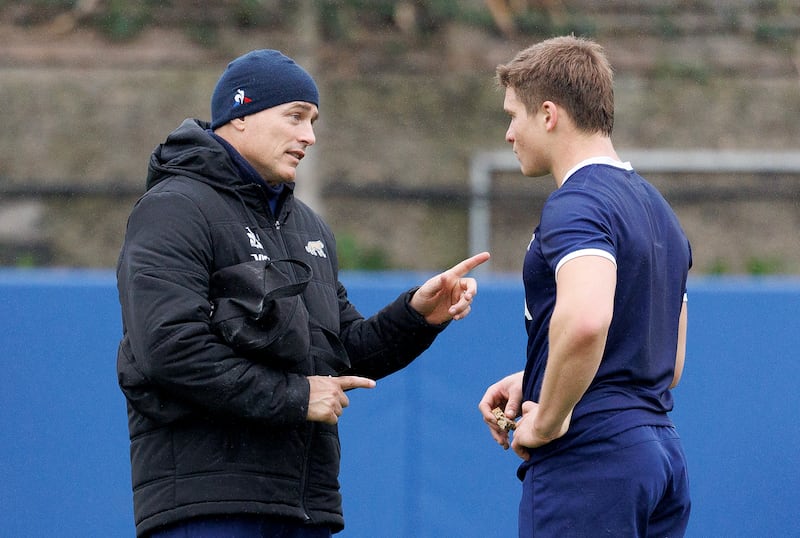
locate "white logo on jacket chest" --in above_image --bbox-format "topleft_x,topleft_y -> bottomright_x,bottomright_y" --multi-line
245,227 -> 263,249
305,240 -> 327,258
245,227 -> 269,260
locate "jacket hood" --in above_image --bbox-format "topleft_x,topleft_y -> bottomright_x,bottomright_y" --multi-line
146,118 -> 242,192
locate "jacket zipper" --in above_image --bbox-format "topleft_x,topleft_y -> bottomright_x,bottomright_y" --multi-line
269,199 -> 313,522
299,423 -> 315,522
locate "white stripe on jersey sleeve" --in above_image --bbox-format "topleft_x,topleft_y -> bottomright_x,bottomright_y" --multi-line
555,248 -> 617,277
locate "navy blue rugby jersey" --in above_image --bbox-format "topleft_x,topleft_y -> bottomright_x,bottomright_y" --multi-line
521,157 -> 692,463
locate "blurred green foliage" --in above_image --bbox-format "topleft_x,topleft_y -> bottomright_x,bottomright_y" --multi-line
335,234 -> 390,271
99,0 -> 158,41
745,256 -> 786,275
5,0 -> 798,53
14,252 -> 38,268
3,0 -> 580,42
708,256 -> 787,276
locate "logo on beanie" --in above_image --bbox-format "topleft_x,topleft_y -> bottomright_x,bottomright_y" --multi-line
234,89 -> 253,107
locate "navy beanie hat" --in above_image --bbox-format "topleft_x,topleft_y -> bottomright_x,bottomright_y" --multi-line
210,49 -> 319,130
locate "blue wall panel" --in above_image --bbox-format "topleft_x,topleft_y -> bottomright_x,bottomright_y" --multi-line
337,274 -> 525,538
0,270 -> 132,537
1,270 -> 798,537
668,279 -> 800,537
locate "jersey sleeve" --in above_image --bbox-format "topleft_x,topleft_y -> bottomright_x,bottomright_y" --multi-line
539,187 -> 617,275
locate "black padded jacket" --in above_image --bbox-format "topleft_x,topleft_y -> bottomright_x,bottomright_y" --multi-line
116,119 -> 445,536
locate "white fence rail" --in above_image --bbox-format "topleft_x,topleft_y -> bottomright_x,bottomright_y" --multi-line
469,149 -> 800,273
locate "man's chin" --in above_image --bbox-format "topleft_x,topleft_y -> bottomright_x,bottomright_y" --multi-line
276,171 -> 297,184
265,175 -> 295,187
520,165 -> 548,179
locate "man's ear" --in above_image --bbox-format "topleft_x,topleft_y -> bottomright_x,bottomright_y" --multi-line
230,117 -> 247,131
541,101 -> 558,131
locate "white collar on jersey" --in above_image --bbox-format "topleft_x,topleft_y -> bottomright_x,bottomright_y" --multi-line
561,156 -> 633,186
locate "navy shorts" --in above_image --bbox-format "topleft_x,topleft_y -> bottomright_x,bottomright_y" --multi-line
519,424 -> 691,537
146,515 -> 332,538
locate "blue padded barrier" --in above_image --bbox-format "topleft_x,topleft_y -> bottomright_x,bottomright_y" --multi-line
1,270 -> 798,537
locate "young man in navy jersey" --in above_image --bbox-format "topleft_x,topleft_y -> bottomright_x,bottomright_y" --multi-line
478,36 -> 692,536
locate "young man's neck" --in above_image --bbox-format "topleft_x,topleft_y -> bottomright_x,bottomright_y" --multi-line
552,135 -> 618,187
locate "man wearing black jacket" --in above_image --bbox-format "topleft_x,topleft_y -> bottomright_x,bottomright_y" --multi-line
116,49 -> 489,538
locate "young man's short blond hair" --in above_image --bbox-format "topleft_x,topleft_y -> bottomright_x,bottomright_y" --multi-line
496,35 -> 615,136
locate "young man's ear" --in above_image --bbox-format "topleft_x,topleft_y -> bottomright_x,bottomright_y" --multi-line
541,101 -> 559,131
